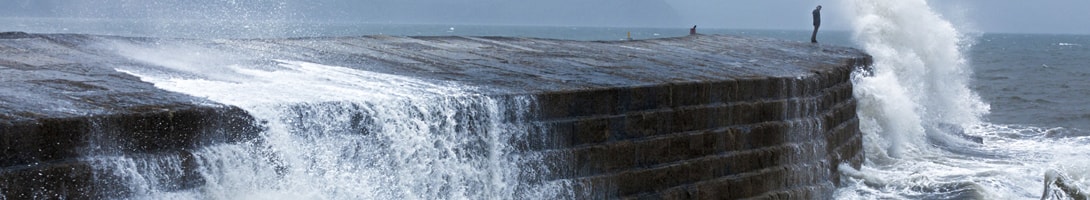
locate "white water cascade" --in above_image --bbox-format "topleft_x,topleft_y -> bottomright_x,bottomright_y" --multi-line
88,42 -> 571,199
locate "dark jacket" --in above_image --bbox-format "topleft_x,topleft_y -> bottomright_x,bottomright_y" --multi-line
812,9 -> 821,26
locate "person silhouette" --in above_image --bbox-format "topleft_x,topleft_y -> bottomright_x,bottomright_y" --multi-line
811,5 -> 822,43
690,25 -> 697,35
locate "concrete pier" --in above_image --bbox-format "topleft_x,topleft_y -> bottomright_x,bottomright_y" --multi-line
0,32 -> 870,199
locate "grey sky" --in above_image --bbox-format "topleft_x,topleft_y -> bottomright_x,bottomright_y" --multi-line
927,0 -> 1090,34
2,0 -> 1088,34
671,0 -> 1090,34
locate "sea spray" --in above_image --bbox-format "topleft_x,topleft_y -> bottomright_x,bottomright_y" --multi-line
846,0 -> 989,159
841,0 -> 996,197
90,42 -> 569,199
837,0 -> 1090,199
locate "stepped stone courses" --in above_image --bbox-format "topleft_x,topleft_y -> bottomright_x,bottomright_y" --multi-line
0,32 -> 870,199
532,63 -> 864,199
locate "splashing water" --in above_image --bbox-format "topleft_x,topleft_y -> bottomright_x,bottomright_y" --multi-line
847,0 -> 989,160
90,42 -> 571,199
838,0 -> 1090,199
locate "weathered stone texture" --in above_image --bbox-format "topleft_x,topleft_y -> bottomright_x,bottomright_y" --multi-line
536,62 -> 868,199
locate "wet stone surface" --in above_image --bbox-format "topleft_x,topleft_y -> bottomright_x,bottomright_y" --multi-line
0,32 -> 870,199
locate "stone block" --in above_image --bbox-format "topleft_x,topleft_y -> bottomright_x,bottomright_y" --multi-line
567,131 -> 725,177
0,106 -> 258,169
709,79 -> 740,104
570,141 -> 637,176
0,118 -> 84,168
761,100 -> 789,122
623,85 -> 670,112
652,186 -> 698,200
671,107 -> 711,133
521,150 -> 575,182
571,89 -> 621,117
752,77 -> 775,100
0,161 -> 116,199
0,150 -> 208,199
729,167 -> 789,199
767,77 -> 790,100
745,123 -> 790,150
537,92 -> 574,120
792,97 -> 819,119
612,161 -> 703,196
799,76 -> 820,97
785,78 -> 806,99
694,179 -> 730,199
730,103 -> 759,125
733,78 -> 757,102
669,82 -> 709,108
570,176 -> 618,199
711,106 -> 734,130
538,89 -> 626,119
712,128 -> 746,153
572,117 -> 612,145
621,111 -> 674,139
785,118 -> 823,142
534,121 -> 574,150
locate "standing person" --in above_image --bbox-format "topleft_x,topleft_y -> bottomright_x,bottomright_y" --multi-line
811,5 -> 822,43
690,25 -> 697,35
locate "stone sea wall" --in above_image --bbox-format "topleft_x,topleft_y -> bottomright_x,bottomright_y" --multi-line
532,62 -> 865,199
0,107 -> 258,198
0,33 -> 870,199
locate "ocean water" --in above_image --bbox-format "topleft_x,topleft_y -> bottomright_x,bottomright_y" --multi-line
834,0 -> 1090,199
4,1 -> 1090,199
971,33 -> 1090,131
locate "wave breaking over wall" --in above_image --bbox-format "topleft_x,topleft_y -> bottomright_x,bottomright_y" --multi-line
846,0 -> 989,160
837,0 -> 1090,199
108,58 -> 567,199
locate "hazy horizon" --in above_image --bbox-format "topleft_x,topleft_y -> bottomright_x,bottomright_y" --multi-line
2,0 -> 1089,35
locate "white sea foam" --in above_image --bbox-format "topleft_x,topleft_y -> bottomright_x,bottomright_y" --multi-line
838,0 -> 1090,199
